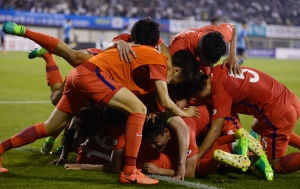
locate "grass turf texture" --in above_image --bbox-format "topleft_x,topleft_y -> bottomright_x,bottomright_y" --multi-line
0,52 -> 299,189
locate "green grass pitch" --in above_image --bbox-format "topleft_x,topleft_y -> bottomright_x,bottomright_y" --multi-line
0,52 -> 299,189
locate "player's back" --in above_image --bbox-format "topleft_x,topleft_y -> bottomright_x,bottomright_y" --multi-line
212,65 -> 294,122
88,45 -> 168,96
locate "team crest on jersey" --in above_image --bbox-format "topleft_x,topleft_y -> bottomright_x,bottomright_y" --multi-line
113,139 -> 118,146
187,150 -> 192,156
212,109 -> 217,115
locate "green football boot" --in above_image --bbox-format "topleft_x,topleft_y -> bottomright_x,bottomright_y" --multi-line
254,153 -> 274,181
2,21 -> 26,36
40,136 -> 56,155
214,149 -> 251,169
28,47 -> 47,59
234,137 -> 249,172
234,128 -> 264,156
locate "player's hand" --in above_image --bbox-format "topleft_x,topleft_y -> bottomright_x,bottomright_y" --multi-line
222,56 -> 241,75
80,139 -> 93,153
172,164 -> 185,181
176,99 -> 187,109
116,40 -> 139,63
49,158 -> 67,165
64,164 -> 83,170
142,163 -> 159,175
183,106 -> 200,117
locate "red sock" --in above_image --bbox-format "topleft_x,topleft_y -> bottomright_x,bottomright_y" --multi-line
288,132 -> 300,150
123,113 -> 145,175
24,29 -> 59,53
43,52 -> 63,86
211,134 -> 236,148
0,122 -> 49,156
196,144 -> 232,177
274,152 -> 300,173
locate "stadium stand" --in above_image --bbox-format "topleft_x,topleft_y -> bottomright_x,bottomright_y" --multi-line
0,0 -> 299,26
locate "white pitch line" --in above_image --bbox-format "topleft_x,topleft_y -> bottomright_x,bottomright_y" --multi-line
0,100 -> 50,104
148,174 -> 222,189
11,147 -> 221,189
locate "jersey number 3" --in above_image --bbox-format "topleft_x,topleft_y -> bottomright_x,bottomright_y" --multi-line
228,68 -> 259,83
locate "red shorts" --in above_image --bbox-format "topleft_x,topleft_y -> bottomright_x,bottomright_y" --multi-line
261,95 -> 300,159
57,62 -> 123,114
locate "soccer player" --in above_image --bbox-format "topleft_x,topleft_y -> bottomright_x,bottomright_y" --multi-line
0,26 -> 5,53
168,22 -> 240,75
63,19 -> 76,46
140,110 -> 253,178
0,18 -> 199,184
236,21 -> 251,65
188,64 -> 300,180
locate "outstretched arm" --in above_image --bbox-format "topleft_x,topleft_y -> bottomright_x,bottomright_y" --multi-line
222,23 -> 241,75
143,154 -> 198,178
65,149 -> 125,172
155,80 -> 200,118
197,118 -> 224,158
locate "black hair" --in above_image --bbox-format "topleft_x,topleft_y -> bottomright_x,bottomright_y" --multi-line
130,17 -> 160,46
74,105 -> 106,138
210,17 -> 218,24
103,106 -> 128,125
178,74 -> 209,100
172,50 -> 201,80
197,31 -> 226,65
142,113 -> 167,141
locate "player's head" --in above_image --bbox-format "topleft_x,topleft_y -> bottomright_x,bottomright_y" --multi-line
210,17 -> 219,25
143,112 -> 170,152
185,74 -> 211,102
196,31 -> 226,66
67,19 -> 72,23
130,17 -> 160,46
242,21 -> 248,28
74,105 -> 106,138
169,50 -> 201,85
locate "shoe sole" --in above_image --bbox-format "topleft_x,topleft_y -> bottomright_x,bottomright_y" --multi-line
235,129 -> 264,156
214,150 -> 251,169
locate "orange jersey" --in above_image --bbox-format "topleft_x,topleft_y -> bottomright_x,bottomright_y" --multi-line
210,65 -> 294,124
88,46 -> 168,96
86,48 -> 103,56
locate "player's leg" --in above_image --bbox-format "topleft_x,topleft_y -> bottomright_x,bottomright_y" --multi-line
2,22 -> 91,67
29,48 -> 64,154
0,108 -> 73,172
252,118 -> 300,149
267,96 -> 300,174
105,88 -> 158,184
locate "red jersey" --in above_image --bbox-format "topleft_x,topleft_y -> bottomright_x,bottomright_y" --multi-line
88,46 -> 168,96
210,65 -> 294,124
76,128 -> 113,164
169,23 -> 234,74
169,23 -> 234,56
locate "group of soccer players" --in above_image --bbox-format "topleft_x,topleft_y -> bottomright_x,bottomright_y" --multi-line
0,17 -> 299,185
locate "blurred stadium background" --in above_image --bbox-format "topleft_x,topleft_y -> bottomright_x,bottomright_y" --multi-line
0,1 -> 300,189
0,0 -> 300,59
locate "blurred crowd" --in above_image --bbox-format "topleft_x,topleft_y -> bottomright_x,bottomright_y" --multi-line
0,0 -> 299,26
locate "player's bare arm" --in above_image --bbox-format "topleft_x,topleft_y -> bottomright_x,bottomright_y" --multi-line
222,23 -> 241,75
197,118 -> 224,158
